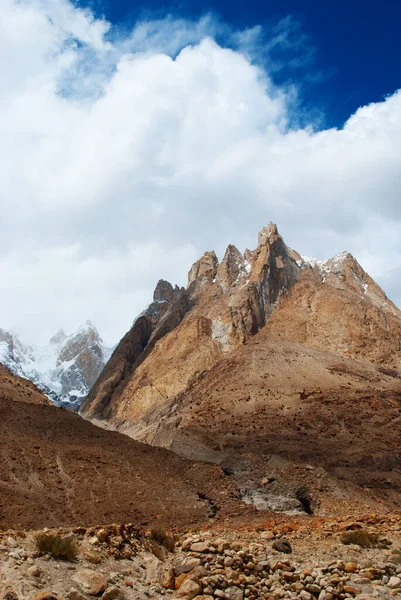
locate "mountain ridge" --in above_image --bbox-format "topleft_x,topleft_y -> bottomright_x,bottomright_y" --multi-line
80,223 -> 401,514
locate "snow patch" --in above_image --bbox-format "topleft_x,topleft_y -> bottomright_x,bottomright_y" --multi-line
299,251 -> 351,276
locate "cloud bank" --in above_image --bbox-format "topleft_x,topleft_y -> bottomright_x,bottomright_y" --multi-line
1,0 -> 401,345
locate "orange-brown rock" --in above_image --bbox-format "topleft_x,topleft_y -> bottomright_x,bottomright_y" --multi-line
0,364 -> 51,406
0,364 -> 246,530
81,223 -> 401,512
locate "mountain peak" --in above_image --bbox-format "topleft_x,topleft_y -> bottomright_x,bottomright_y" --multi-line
153,279 -> 175,303
76,320 -> 98,336
49,329 -> 67,345
187,250 -> 219,286
257,222 -> 279,246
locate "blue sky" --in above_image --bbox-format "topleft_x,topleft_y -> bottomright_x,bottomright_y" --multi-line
79,0 -> 401,128
1,0 -> 401,344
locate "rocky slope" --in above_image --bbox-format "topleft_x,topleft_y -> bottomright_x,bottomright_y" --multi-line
0,366 -> 245,531
0,321 -> 112,409
1,514 -> 401,600
0,363 -> 51,406
81,223 -> 401,513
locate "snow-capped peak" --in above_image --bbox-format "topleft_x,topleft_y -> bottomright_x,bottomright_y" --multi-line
49,329 -> 67,346
299,251 -> 353,274
0,323 -> 112,410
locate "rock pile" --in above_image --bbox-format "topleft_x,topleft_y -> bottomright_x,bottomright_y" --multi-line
170,533 -> 401,600
1,522 -> 401,600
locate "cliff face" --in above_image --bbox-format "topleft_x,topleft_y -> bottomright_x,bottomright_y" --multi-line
79,222 -> 401,511
81,222 -> 401,433
81,224 -> 304,423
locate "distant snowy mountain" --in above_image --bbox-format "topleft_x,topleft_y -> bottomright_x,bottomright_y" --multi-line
0,321 -> 112,410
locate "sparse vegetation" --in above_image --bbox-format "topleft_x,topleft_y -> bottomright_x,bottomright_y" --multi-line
340,529 -> 379,548
35,533 -> 77,561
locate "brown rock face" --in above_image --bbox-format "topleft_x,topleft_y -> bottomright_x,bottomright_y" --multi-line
82,223 -> 302,428
0,370 -> 245,530
0,364 -> 50,406
81,223 -> 401,511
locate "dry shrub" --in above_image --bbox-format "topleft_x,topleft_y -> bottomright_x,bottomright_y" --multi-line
150,528 -> 176,553
341,529 -> 379,548
35,533 -> 77,561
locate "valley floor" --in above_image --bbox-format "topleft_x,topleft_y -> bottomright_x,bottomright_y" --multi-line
1,513 -> 401,600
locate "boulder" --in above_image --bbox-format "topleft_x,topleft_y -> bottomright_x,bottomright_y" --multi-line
174,558 -> 201,576
143,554 -> 164,584
28,565 -> 42,577
189,542 -> 209,553
388,576 -> 401,589
102,587 -> 123,600
72,569 -> 108,595
176,576 -> 202,599
163,567 -> 175,590
32,595 -> 64,600
68,592 -> 89,600
225,587 -> 244,600
82,550 -> 102,565
272,539 -> 292,554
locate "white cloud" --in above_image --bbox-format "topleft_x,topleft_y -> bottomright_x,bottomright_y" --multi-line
1,0 -> 401,345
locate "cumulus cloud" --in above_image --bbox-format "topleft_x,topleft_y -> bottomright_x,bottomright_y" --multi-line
1,0 -> 401,345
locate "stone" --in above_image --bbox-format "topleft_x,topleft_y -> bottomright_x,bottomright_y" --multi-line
143,555 -> 164,584
32,595 -> 64,600
174,558 -> 201,576
306,584 -> 321,594
71,569 -> 108,595
181,537 -> 194,551
96,530 -> 108,543
272,540 -> 292,554
28,565 -> 42,577
102,587 -> 123,600
388,576 -> 401,589
163,567 -> 175,590
3,593 -> 19,600
82,550 -> 102,565
344,562 -> 358,573
343,585 -> 361,594
260,531 -> 275,541
68,592 -> 89,600
175,573 -> 189,589
225,587 -> 244,600
189,542 -> 210,553
176,576 -> 202,599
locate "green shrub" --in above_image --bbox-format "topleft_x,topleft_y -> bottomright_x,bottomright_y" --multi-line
35,533 -> 77,561
341,530 -> 379,548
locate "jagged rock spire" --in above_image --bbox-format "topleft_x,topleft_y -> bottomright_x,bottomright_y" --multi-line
153,280 -> 175,303
188,251 -> 219,286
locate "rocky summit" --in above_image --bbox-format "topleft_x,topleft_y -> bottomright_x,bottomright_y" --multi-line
81,223 -> 401,514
